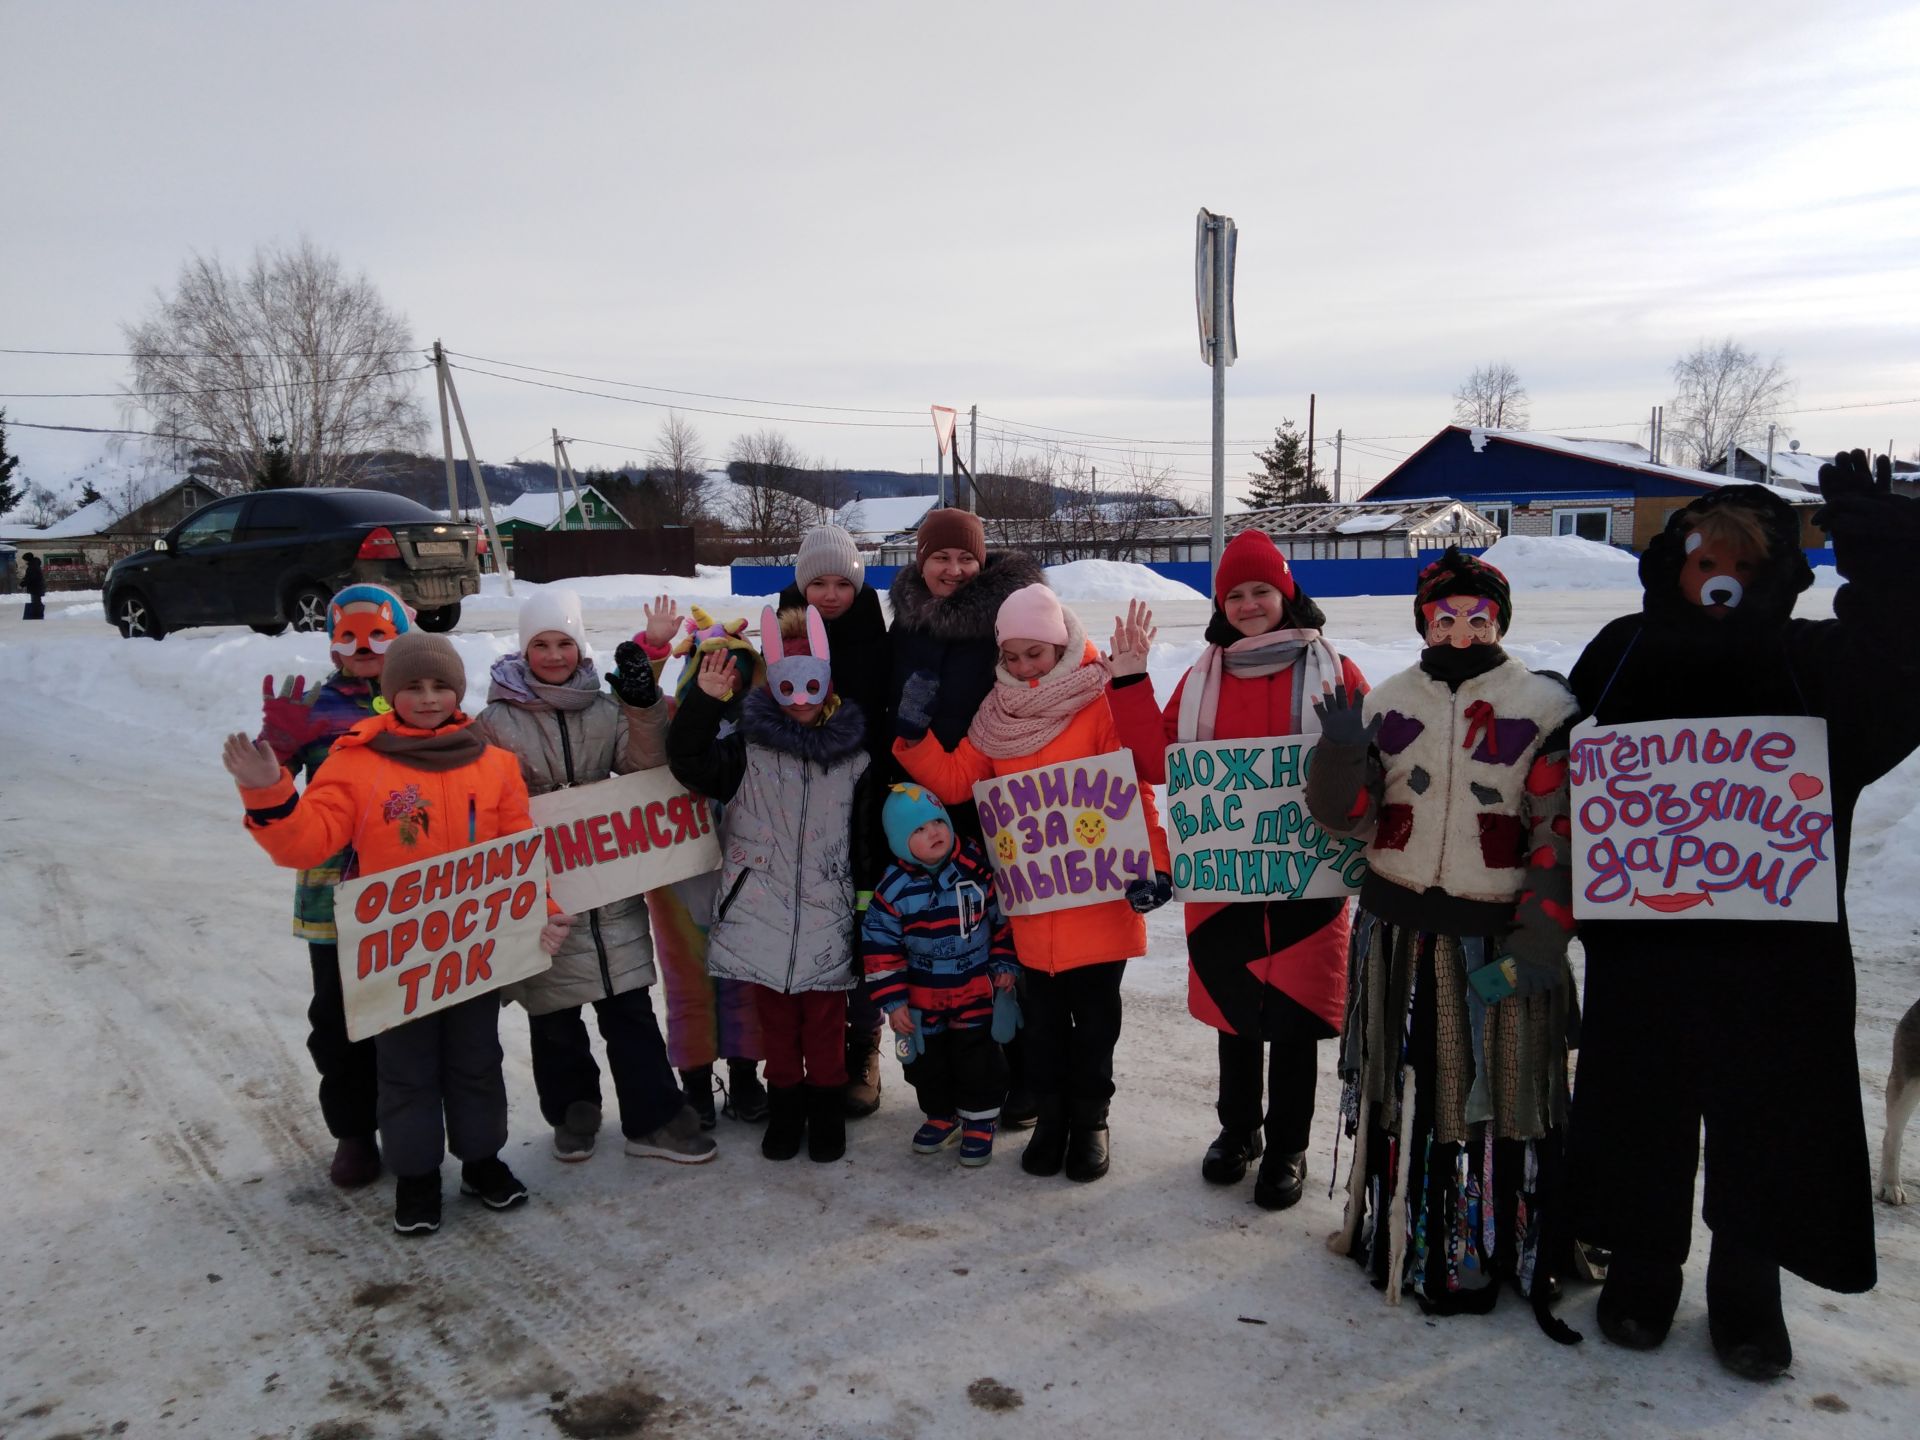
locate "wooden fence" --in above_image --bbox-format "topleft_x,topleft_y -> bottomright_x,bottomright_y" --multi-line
508,526 -> 697,582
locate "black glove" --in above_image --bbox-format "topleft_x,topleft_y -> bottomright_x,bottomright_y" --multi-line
895,670 -> 940,741
1126,871 -> 1173,913
609,641 -> 661,709
1311,684 -> 1382,750
1816,448 -> 1914,584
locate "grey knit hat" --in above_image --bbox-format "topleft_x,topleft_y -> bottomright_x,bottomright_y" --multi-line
381,632 -> 467,699
794,524 -> 865,590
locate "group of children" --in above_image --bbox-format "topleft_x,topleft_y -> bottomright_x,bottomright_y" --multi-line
223,459 -> 1919,1383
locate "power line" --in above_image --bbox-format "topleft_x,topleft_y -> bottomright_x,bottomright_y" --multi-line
0,362 -> 430,401
0,346 -> 419,360
443,350 -> 925,417
978,410 -> 1268,448
443,361 -> 927,431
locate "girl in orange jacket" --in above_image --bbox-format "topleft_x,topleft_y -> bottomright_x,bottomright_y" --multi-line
223,632 -> 569,1237
893,584 -> 1170,1183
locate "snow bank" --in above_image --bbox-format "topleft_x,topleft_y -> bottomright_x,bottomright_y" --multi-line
1044,559 -> 1201,601
1481,533 -> 1640,590
461,566 -> 766,615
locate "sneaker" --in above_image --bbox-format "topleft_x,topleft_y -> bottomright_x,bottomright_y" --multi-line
392,1172 -> 441,1235
625,1104 -> 719,1164
680,1066 -> 718,1131
722,1060 -> 770,1123
330,1134 -> 383,1188
552,1101 -> 601,1162
458,1157 -> 529,1210
958,1112 -> 1000,1168
912,1115 -> 962,1154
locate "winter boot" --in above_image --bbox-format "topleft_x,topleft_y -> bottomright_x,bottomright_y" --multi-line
722,1058 -> 770,1123
842,1025 -> 884,1118
805,1084 -> 846,1162
392,1171 -> 441,1236
1020,1095 -> 1069,1177
329,1134 -> 383,1188
1063,1098 -> 1111,1183
913,1114 -> 963,1153
958,1110 -> 1000,1168
1001,1024 -> 1037,1130
1253,1149 -> 1307,1211
680,1065 -> 718,1131
1707,1236 -> 1792,1380
458,1157 -> 529,1210
1201,1127 -> 1264,1186
761,1084 -> 806,1161
625,1104 -> 719,1164
552,1101 -> 601,1162
1595,1251 -> 1685,1351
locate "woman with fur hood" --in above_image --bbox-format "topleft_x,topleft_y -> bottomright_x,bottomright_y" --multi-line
1566,456 -> 1920,1379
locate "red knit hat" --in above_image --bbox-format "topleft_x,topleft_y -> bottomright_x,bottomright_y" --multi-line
1214,530 -> 1297,604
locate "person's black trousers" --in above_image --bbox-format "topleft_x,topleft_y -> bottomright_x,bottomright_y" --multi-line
373,992 -> 508,1176
1021,960 -> 1126,1104
306,943 -> 380,1140
1215,1028 -> 1318,1155
903,1022 -> 1009,1117
526,986 -> 683,1140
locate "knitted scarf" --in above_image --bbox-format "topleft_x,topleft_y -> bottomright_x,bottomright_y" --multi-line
966,611 -> 1110,760
1175,627 -> 1342,742
366,719 -> 488,772
487,653 -> 603,712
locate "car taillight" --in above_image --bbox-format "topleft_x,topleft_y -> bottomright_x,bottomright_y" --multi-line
475,528 -> 488,555
357,527 -> 401,561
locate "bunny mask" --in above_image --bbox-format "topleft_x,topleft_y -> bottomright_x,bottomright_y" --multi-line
762,604 -> 833,708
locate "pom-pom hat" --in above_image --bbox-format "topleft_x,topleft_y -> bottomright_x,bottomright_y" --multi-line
1214,530 -> 1298,604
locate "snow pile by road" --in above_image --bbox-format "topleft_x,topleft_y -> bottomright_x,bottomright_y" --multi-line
462,566 -> 771,616
1044,558 -> 1202,601
1481,533 -> 1640,590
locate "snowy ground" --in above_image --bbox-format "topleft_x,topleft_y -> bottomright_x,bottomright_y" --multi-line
2,566 -> 1917,1440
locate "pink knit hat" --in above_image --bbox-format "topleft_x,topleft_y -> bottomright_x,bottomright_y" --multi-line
994,583 -> 1069,646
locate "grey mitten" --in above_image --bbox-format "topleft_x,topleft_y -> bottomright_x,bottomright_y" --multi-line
895,670 -> 941,740
1311,684 -> 1382,750
991,986 -> 1023,1044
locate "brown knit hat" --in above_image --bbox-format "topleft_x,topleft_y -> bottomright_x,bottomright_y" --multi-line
916,507 -> 986,566
381,632 -> 467,698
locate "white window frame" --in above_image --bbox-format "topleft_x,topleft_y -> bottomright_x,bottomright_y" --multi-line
1554,507 -> 1613,542
1476,503 -> 1513,536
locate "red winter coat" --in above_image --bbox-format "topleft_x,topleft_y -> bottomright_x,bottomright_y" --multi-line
1109,651 -> 1368,1037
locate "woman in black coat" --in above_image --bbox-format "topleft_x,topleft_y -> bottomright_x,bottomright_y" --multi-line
22,552 -> 45,619
1566,456 -> 1920,1379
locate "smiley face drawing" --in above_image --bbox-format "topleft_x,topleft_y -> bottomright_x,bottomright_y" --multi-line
995,830 -> 1018,864
1073,809 -> 1107,847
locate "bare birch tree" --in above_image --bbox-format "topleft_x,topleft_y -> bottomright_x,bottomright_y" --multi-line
1452,362 -> 1531,429
1667,338 -> 1794,470
649,411 -> 709,525
727,428 -> 819,555
122,240 -> 427,491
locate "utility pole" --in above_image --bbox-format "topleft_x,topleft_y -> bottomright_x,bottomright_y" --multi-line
1765,423 -> 1776,486
1197,211 -> 1235,583
1727,436 -> 1737,479
1306,393 -> 1316,494
968,404 -> 978,513
1334,429 -> 1343,503
435,351 -> 511,595
433,340 -> 460,519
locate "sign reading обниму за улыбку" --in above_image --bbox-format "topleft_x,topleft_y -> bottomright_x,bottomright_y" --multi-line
1163,737 -> 1367,903
972,753 -> 1154,918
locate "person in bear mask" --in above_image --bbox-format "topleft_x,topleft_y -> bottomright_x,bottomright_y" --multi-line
1565,454 -> 1920,1379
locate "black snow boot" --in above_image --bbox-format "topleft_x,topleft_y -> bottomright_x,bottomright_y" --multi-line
458,1156 -> 529,1210
1064,1098 -> 1110,1183
1595,1250 -> 1685,1351
1202,1127 -> 1264,1185
1707,1236 -> 1792,1381
761,1084 -> 806,1161
723,1057 -> 769,1123
805,1084 -> 846,1162
1020,1095 -> 1069,1176
680,1065 -> 718,1131
1252,1149 -> 1306,1211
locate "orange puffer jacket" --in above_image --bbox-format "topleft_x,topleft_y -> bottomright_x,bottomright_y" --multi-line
893,647 -> 1171,974
240,712 -> 545,897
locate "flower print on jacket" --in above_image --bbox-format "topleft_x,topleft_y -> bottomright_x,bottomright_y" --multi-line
382,783 -> 432,847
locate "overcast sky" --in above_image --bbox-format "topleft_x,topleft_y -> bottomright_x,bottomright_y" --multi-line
5,0 -> 1917,507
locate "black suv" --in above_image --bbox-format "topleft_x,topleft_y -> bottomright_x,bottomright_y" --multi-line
103,488 -> 485,639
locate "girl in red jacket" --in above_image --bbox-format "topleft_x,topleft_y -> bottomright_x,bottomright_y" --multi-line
1109,530 -> 1368,1210
893,583 -> 1171,1183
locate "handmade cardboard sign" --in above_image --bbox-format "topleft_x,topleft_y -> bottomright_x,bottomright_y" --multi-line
335,834 -> 552,1040
972,752 -> 1154,917
1163,738 -> 1368,902
528,769 -> 721,914
1570,715 -> 1837,923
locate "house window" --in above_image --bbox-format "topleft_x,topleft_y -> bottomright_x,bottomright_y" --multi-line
1476,504 -> 1513,536
1554,507 -> 1612,543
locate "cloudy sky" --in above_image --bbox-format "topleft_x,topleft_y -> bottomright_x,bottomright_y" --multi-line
5,0 -> 1917,507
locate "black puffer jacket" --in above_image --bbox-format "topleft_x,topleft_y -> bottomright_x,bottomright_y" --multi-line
777,581 -> 893,766
887,551 -> 1047,751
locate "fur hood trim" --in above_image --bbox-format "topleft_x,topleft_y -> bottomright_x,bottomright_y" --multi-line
738,686 -> 868,764
888,550 -> 1048,641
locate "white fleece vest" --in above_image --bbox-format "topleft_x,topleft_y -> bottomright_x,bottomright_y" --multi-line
1360,659 -> 1578,905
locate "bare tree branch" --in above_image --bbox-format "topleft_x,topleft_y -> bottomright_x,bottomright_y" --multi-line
1452,362 -> 1531,430
1667,338 -> 1794,470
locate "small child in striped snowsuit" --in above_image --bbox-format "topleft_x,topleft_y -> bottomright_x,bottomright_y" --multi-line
862,785 -> 1018,1165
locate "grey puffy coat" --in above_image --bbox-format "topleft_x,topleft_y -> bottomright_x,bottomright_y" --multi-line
667,686 -> 881,995
474,690 -> 670,1016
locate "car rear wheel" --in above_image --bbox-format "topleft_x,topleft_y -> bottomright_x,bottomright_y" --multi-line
115,591 -> 167,640
286,584 -> 331,633
416,603 -> 461,633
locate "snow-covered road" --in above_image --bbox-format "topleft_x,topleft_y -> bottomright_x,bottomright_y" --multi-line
2,577 -> 1916,1439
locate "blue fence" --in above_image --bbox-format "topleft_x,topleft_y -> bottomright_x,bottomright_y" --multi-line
731,555 -> 1487,599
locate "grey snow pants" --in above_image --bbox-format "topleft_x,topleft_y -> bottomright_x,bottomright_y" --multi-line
373,993 -> 509,1176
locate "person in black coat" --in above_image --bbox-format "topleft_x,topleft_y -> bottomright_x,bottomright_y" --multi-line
1566,455 -> 1920,1379
22,552 -> 45,619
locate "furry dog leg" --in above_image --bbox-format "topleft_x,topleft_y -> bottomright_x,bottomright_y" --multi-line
1879,998 -> 1920,1205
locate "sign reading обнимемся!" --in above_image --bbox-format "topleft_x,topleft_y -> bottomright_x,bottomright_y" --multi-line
1570,715 -> 1836,923
972,753 -> 1154,918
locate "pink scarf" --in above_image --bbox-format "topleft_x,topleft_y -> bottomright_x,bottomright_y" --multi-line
967,609 -> 1112,760
1175,627 -> 1342,742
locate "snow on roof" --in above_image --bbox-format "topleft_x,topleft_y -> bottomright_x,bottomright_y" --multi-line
1463,428 -> 1815,504
35,496 -> 124,539
1333,510 -> 1406,535
835,493 -> 938,539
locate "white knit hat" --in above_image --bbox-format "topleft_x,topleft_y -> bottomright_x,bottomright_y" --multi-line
794,525 -> 866,590
518,587 -> 591,656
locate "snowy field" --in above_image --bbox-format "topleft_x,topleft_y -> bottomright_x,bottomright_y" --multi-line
2,555 -> 1917,1439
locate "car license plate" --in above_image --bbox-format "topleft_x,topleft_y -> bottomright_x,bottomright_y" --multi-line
416,541 -> 463,557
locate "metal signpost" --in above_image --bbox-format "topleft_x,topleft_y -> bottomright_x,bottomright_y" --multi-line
1196,210 -> 1237,584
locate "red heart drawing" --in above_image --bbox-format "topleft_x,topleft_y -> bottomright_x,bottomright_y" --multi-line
1789,773 -> 1824,802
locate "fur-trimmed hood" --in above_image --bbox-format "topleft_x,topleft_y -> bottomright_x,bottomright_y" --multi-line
1639,484 -> 1812,627
738,687 -> 868,765
888,550 -> 1047,641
